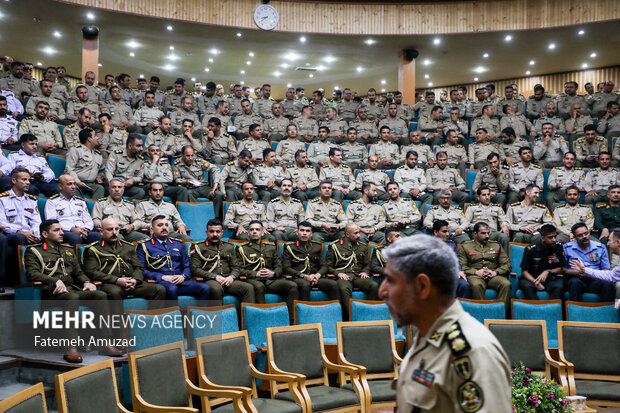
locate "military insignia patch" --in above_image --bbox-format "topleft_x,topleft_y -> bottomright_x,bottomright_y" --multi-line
457,380 -> 484,412
412,369 -> 435,387
453,356 -> 473,380
445,322 -> 471,356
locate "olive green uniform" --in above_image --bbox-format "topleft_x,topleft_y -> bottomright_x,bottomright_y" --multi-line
425,166 -> 468,206
318,163 -> 359,202
282,240 -> 339,301
91,197 -> 149,242
217,160 -> 255,202
546,166 -> 586,208
134,198 -> 191,241
189,241 -> 254,303
201,132 -> 236,164
18,116 -> 64,154
344,199 -> 387,244
254,164 -> 285,201
104,149 -> 146,200
265,196 -> 305,241
464,203 -> 509,251
284,165 -> 320,202
574,136 -> 608,168
503,201 -> 553,243
339,142 -> 369,170
458,239 -> 511,302
471,165 -> 510,205
64,145 -> 106,200
552,204 -> 595,244
369,141 -> 401,169
423,205 -> 470,244
224,200 -> 270,241
583,167 -> 620,205
305,198 -> 347,242
382,198 -> 422,236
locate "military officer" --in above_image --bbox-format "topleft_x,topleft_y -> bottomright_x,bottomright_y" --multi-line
465,187 -> 510,251
337,88 -> 359,122
354,155 -> 389,200
596,101 -> 620,140
321,107 -> 348,144
307,126 -> 337,167
318,147 -> 359,202
498,127 -> 529,165
163,78 -> 191,113
393,151 -> 433,205
100,86 -> 134,131
378,103 -> 408,145
351,106 -> 378,144
169,96 -> 201,135
471,153 -> 509,205
18,101 -> 64,155
237,124 -> 269,161
309,90 -> 327,121
362,88 -> 385,121
546,152 -> 586,208
218,150 -> 254,201
533,102 -> 565,136
340,127 -> 369,170
574,124 -> 607,168
436,130 -> 468,178
284,150 -> 320,202
443,107 -> 469,149
66,85 -> 99,121
142,144 -> 189,202
470,105 -> 501,141
369,126 -> 400,169
423,190 -> 470,244
201,117 -> 237,165
189,218 -> 254,303
253,84 -> 274,119
132,91 -> 165,135
345,182 -> 386,243
458,222 -> 512,303
293,106 -> 319,142
533,123 -> 569,168
583,152 -> 619,205
588,80 -> 619,118
412,91 -> 438,119
564,103 -> 593,147
369,228 -> 401,276
504,184 -> 552,243
254,148 -> 285,201
280,87 -> 304,119
265,179 -> 305,241
418,105 -> 448,148
526,85 -> 553,120
235,220 -> 298,320
173,145 -> 224,214
594,185 -> 620,244
24,219 -> 124,362
195,81 -> 219,115
0,97 -> 18,148
134,183 -> 191,241
25,81 -> 66,121
233,99 -> 262,139
425,152 -> 468,206
205,101 -> 232,133
305,181 -> 348,242
104,134 -> 146,200
145,116 -> 178,153
326,223 -> 379,318
275,124 -> 307,164
263,102 -> 290,142
83,217 -> 166,304
65,129 -> 106,200
400,130 -> 434,168
507,147 -> 544,204
283,221 -> 340,301
137,215 -> 210,300
555,81 -> 588,118
62,109 -> 94,151
91,179 -> 149,242
224,182 -> 270,240
382,182 -> 422,237
552,186 -> 595,244
97,113 -> 128,157
225,84 -> 244,116
468,128 -> 500,169
499,104 -> 533,138
73,71 -> 103,104
497,85 -> 525,116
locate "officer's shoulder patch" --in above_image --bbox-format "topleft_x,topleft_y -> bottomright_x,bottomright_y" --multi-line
97,197 -> 108,201
576,137 -> 585,143
492,203 -> 503,207
122,199 -> 133,205
227,161 -> 235,165
552,166 -> 563,170
35,152 -> 45,157
137,154 -> 145,160
342,163 -> 349,168
94,149 -> 102,155
596,203 -> 610,209
479,167 -> 488,173
310,198 -> 320,203
526,244 -> 537,250
456,144 -> 464,148
70,97 -> 78,103
49,194 -> 60,200
575,167 -> 583,170
114,149 -> 123,154
269,198 -> 281,203
533,164 -> 541,169
582,203 -> 593,207
152,130 -> 159,135
535,203 -> 546,208
291,198 -> 302,203
119,240 -> 133,246
445,321 -> 471,356
501,164 -> 510,170
173,158 -> 181,164
510,202 -> 521,206
596,136 -> 605,141
511,163 -> 519,167
0,192 -> 9,197
453,205 -> 463,211
429,205 -> 439,210
555,203 -> 566,208
231,200 -> 241,204
104,100 -> 111,104
349,199 -> 361,204
26,193 -> 37,200
262,241 -> 275,246
321,163 -> 329,167
24,116 -> 34,121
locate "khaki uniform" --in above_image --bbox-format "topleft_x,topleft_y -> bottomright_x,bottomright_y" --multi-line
553,204 -> 595,243
381,198 -> 422,236
254,164 -> 285,201
397,301 -> 511,413
393,165 -> 432,203
104,149 -> 146,199
280,99 -> 303,118
145,128 -> 174,150
224,200 -> 266,236
237,137 -> 270,160
163,134 -> 202,158
354,169 -> 389,193
133,106 -> 165,133
326,239 -> 379,315
206,113 -> 232,133
468,142 -> 500,169
443,119 -> 468,140
254,97 -> 275,119
436,143 -> 468,173
97,128 -> 128,155
62,123 -> 89,150
307,140 -> 337,165
498,138 -> 529,163
201,132 -> 236,164
394,103 -> 413,122
526,96 -> 553,119
443,102 -> 467,118
340,142 -> 369,169
293,117 -> 319,140
305,198 -> 347,242
82,239 -> 166,302
352,118 -> 378,141
65,99 -> 99,121
18,116 -> 63,149
164,91 -> 191,112
555,93 -> 588,118
0,75 -> 36,97
533,116 -> 565,135
459,240 -> 512,301
337,100 -> 359,121
263,115 -> 290,140
133,89 -> 165,109
189,241 -> 254,302
134,198 -> 189,240
378,116 -> 408,140
143,158 -> 190,202
235,240 -> 298,316
284,165 -> 320,202
464,203 -> 509,250
369,141 -> 400,168
173,158 -> 223,212
596,114 -> 620,138
217,161 -> 254,202
470,117 -> 501,139
497,97 -> 524,117
574,136 -> 608,167
345,199 -> 386,243
400,144 -> 433,166
321,118 -> 349,142
499,114 -> 533,138
503,201 -> 552,243
425,166 -> 468,205
564,114 -> 593,136
547,166 -> 586,207
466,100 -> 489,118
472,165 -> 510,205
196,94 -> 219,115
25,95 -> 66,119
265,197 -> 305,241
65,145 -> 105,199
412,101 -> 436,119
583,167 -> 620,204
423,205 -> 469,244
587,91 -> 618,117
169,109 -> 200,130
91,197 -> 148,242
51,83 -> 69,102
282,240 -> 339,301
508,162 -> 544,194
233,112 -> 263,135
533,136 -> 569,167
310,102 -> 327,120
418,116 -> 445,136
100,100 -> 133,127
275,138 -> 306,164
318,163 -> 358,202
362,101 -> 385,121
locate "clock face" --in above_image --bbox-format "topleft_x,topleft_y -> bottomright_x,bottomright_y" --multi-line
254,4 -> 279,31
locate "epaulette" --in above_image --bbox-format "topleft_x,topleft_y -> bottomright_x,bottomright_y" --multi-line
349,199 -> 361,204
262,241 -> 275,246
231,200 -> 241,204
555,203 -> 566,208
510,202 -> 521,206
23,116 -> 33,121
26,193 -> 37,200
526,244 -> 537,250
492,203 -> 502,207
456,144 -> 464,148
342,163 -> 349,168
137,154 -> 144,160
122,199 -> 133,205
553,166 -> 563,169
535,203 -> 546,208
479,167 -> 488,173
511,163 -> 519,167
429,205 -> 439,210
94,149 -> 102,155
35,152 -> 45,157
160,158 -> 169,163
152,130 -> 159,135
67,123 -> 75,128
227,161 -> 235,165
596,136 -> 605,141
321,163 -> 329,167
291,198 -> 302,203
445,322 -> 471,356
305,165 -> 314,169
70,97 -> 78,102
269,198 -> 281,203
105,100 -> 111,104
97,197 -> 108,201
575,167 -> 583,170
582,204 -> 593,207
576,137 -> 585,143
173,158 -> 181,164
49,194 -> 60,200
74,144 -> 82,148
501,164 -> 510,170
114,149 -> 123,154
596,203 -> 610,209
311,240 -> 322,245
310,198 -> 320,203
0,192 -> 9,197
533,164 -> 541,169
453,205 -> 463,210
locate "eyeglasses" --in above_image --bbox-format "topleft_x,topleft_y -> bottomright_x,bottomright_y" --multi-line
23,67 -> 33,71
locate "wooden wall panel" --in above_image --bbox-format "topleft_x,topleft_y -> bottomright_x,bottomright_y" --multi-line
426,65 -> 620,99
57,0 -> 620,35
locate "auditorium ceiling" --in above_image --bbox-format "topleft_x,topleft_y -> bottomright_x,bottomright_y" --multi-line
1,0 -> 619,97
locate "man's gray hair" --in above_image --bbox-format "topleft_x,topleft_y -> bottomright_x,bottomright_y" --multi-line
613,227 -> 620,242
109,177 -> 125,185
382,234 -> 458,297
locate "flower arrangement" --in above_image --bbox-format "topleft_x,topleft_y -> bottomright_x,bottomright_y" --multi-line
511,364 -> 571,412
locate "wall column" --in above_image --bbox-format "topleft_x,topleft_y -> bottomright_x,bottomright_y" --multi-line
82,27 -> 99,82
398,50 -> 416,105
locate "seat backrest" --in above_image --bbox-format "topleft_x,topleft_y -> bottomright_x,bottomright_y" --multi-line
459,299 -> 505,324
268,324 -> 325,380
350,299 -> 399,334
18,245 -> 28,283
295,301 -> 342,340
197,332 -> 253,389
565,302 -> 620,323
512,300 -> 562,345
60,361 -> 120,413
176,202 -> 215,241
46,154 -> 66,178
84,199 -> 96,214
36,197 -> 47,220
0,383 -> 47,413
339,321 -> 395,375
187,305 -> 239,350
485,320 -> 547,372
131,343 -> 190,408
559,322 -> 620,376
509,243 -> 527,278
242,303 -> 290,346
127,307 -> 185,351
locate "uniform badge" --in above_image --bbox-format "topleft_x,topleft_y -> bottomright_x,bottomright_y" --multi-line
453,356 -> 473,380
59,210 -> 64,216
8,216 -> 15,223
457,380 -> 484,412
412,368 -> 435,387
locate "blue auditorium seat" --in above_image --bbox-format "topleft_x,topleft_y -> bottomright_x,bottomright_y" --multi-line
294,300 -> 342,344
512,299 -> 562,348
176,201 -> 215,241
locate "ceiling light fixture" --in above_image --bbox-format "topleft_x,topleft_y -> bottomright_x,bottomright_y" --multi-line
323,56 -> 336,63
380,79 -> 386,85
433,38 -> 441,45
590,52 -> 597,58
191,77 -> 196,82
129,52 -> 135,57
578,29 -> 585,35
283,52 -> 301,61
42,46 -> 56,55
529,60 -> 535,65
249,52 -> 254,57
422,59 -> 431,66
53,31 -> 61,38
305,63 -> 310,66
163,64 -> 175,71
299,36 -> 306,43
126,40 -> 140,48
474,77 -> 479,81
208,58 -> 214,63
315,65 -> 326,71
504,35 -> 512,42
86,12 -> 95,20
364,38 -> 375,45
204,67 -> 210,72
525,70 -> 531,75
548,43 -> 556,50
37,61 -> 43,66
334,86 -> 339,90
240,81 -> 245,85
169,46 -> 174,50
166,25 -> 173,31
428,82 -> 433,86
287,83 -> 292,88
473,66 -> 487,73
236,32 -> 242,37
356,66 -> 363,72
97,63 -> 102,67
168,54 -> 179,61
483,53 -> 489,58
424,74 -> 429,79
246,61 -> 251,65
139,74 -> 144,78
581,63 -> 588,68
273,71 -> 282,77
240,70 -> 245,74
309,74 -> 314,78
381,88 -> 386,92
280,63 -> 290,69
209,48 -> 219,55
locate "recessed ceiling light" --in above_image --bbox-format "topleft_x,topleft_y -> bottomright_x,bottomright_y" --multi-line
37,61 -> 43,66
526,70 -> 531,75
309,74 -> 314,78
428,82 -> 433,86
204,67 -> 210,72
364,39 -> 376,45
381,88 -> 386,92
287,83 -> 292,88
191,77 -> 196,82
208,58 -> 214,63
169,46 -> 174,50
473,66 -> 487,73
53,31 -> 61,38
168,54 -> 179,61
316,65 -> 326,71
273,71 -> 282,77
356,66 -> 363,72
240,81 -> 245,85
209,48 -> 220,55
42,46 -> 56,55
283,52 -> 300,61
166,25 -> 173,31
529,60 -> 535,65
126,40 -> 140,48
97,63 -> 102,67
323,56 -> 336,63
474,77 -> 479,81
249,52 -> 254,57
202,86 -> 206,90
433,38 -> 441,45
240,70 -> 245,74
139,74 -> 144,78
578,29 -> 585,35
86,12 -> 95,20
581,63 -> 588,68
422,59 -> 431,66
280,63 -> 290,69
236,32 -> 242,37
504,35 -> 512,42
334,86 -> 339,90
246,61 -> 251,65
299,36 -> 306,43
163,64 -> 175,71
548,43 -> 556,50
424,74 -> 429,79
129,52 -> 135,57
590,52 -> 597,58
380,79 -> 386,85
483,53 -> 489,58
305,63 -> 310,66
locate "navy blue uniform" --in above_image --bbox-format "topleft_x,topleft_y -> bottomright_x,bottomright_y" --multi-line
136,237 -> 210,300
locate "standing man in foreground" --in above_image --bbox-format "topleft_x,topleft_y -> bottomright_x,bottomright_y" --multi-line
379,234 -> 511,412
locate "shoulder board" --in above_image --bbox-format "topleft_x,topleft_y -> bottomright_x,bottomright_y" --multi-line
49,194 -> 60,199
576,137 -> 585,142
305,165 -> 314,169
526,244 -> 537,250
262,241 -> 275,246
119,240 -> 133,246
342,163 -> 349,168
24,116 -> 34,121
0,192 -> 9,197
137,154 -> 144,160
291,198 -> 302,203
501,164 -> 510,170
104,100 -> 111,104
94,149 -> 101,154
582,204 -> 593,207
97,197 -> 108,201
160,158 -> 169,163
269,198 -> 281,203
510,202 -> 521,206
430,205 -> 439,210
173,158 -> 181,164
511,163 -> 518,167
310,198 -> 320,203
555,204 -> 566,208
231,200 -> 241,204
114,149 -> 123,154
456,144 -> 464,148
553,166 -> 563,170
86,240 -> 100,247
70,98 -> 78,102
492,203 -> 502,207
445,321 -> 471,356
596,203 -> 610,208
122,199 -> 133,205
439,144 -> 447,147
26,193 -> 37,200
67,123 -> 75,128
349,199 -> 361,204
453,205 -> 463,210
535,203 -> 546,208
479,167 -> 488,173
152,130 -> 159,135
35,153 -> 45,157
574,167 -> 583,170
533,164 -> 541,169
227,161 -> 235,165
